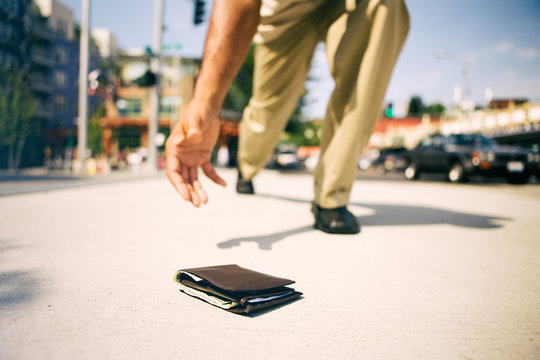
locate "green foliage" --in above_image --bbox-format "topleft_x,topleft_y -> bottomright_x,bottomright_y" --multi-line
223,44 -> 313,147
407,95 -> 424,117
0,67 -> 38,171
223,45 -> 255,112
88,105 -> 105,156
282,120 -> 321,147
407,95 -> 446,117
423,103 -> 445,116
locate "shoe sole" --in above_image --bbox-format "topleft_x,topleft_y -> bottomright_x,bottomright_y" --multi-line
313,223 -> 360,234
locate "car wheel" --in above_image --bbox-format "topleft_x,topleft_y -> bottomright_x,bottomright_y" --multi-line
447,162 -> 467,183
404,162 -> 420,180
507,174 -> 529,184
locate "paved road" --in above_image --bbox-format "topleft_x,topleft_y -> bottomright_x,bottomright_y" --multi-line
0,170 -> 158,197
1,168 -> 539,359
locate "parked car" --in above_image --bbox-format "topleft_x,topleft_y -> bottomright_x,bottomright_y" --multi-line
374,146 -> 408,173
267,143 -> 304,170
404,133 -> 535,184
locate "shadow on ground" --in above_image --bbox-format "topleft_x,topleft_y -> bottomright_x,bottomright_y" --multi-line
0,239 -> 41,308
217,193 -> 510,250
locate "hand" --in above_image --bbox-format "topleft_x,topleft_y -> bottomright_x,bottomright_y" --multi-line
165,100 -> 226,207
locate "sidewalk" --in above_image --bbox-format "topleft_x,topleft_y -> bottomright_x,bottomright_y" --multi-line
1,168 -> 539,359
0,167 -> 159,196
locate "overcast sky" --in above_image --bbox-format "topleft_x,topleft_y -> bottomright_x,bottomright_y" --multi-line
61,0 -> 540,118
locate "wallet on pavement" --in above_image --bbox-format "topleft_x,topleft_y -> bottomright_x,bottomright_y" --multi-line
174,264 -> 302,314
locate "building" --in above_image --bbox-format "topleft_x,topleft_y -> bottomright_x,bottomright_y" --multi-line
91,28 -> 118,59
101,54 -> 200,161
369,115 -> 442,150
31,0 -> 105,162
0,0 -> 108,167
0,0 -> 31,71
30,0 -> 89,132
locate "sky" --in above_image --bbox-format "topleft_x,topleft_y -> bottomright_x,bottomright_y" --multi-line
61,0 -> 540,119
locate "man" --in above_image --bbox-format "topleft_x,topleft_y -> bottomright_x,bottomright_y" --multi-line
165,0 -> 409,234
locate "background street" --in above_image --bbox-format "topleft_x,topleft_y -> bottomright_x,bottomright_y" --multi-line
1,169 -> 539,359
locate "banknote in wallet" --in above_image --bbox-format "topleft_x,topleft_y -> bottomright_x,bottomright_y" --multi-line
174,264 -> 302,314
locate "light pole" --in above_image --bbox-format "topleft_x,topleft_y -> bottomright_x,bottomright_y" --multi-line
435,51 -> 474,116
77,0 -> 90,173
147,0 -> 164,172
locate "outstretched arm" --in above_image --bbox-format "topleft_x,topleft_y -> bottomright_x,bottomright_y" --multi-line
165,0 -> 261,207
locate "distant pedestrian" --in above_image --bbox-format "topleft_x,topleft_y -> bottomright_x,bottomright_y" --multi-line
216,145 -> 230,168
166,0 -> 409,234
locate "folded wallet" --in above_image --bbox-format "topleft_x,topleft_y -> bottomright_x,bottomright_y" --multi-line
174,264 -> 302,314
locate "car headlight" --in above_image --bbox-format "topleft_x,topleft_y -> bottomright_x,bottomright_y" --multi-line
472,151 -> 488,165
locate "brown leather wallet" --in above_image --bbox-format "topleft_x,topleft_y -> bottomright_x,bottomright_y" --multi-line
174,264 -> 302,314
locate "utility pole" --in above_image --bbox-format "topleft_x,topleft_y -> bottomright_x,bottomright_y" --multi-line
435,51 -> 474,118
147,0 -> 164,171
77,0 -> 90,173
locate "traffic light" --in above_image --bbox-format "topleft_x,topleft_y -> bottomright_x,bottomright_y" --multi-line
134,70 -> 157,87
385,102 -> 393,118
194,0 -> 205,25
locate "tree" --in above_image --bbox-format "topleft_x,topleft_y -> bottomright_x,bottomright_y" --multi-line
423,103 -> 445,117
0,68 -> 38,171
223,45 -> 255,112
222,45 -> 312,147
88,105 -> 105,156
223,45 -> 309,122
407,95 -> 424,117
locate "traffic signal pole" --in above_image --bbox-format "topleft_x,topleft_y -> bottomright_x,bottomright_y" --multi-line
147,0 -> 164,172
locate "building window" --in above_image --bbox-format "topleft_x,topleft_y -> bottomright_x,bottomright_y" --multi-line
5,0 -> 19,13
160,96 -> 180,115
117,98 -> 142,117
56,19 -> 68,38
3,52 -> 11,67
56,46 -> 68,63
55,95 -> 66,113
55,71 -> 67,88
0,21 -> 13,42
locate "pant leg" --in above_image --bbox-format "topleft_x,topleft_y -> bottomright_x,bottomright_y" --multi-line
238,15 -> 321,181
313,0 -> 410,208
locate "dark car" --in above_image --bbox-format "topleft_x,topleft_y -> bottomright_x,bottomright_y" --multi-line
267,144 -> 304,170
404,133 -> 535,184
375,146 -> 408,173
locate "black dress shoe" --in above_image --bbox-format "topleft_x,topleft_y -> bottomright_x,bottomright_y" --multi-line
311,203 -> 360,234
236,169 -> 255,195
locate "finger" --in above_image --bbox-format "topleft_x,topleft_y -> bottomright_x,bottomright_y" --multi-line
183,165 -> 201,207
167,169 -> 191,201
190,167 -> 208,204
202,162 -> 227,187
180,164 -> 194,204
165,153 -> 190,200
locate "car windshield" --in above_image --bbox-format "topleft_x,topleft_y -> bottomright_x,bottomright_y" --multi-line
447,134 -> 495,147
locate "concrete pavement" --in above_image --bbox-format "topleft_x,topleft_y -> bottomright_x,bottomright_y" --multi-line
1,168 -> 539,359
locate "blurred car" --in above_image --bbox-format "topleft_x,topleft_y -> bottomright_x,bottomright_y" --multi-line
404,133 -> 535,184
374,146 -> 408,173
267,143 -> 304,170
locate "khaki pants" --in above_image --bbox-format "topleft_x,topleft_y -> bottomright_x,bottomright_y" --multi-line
238,0 -> 410,207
